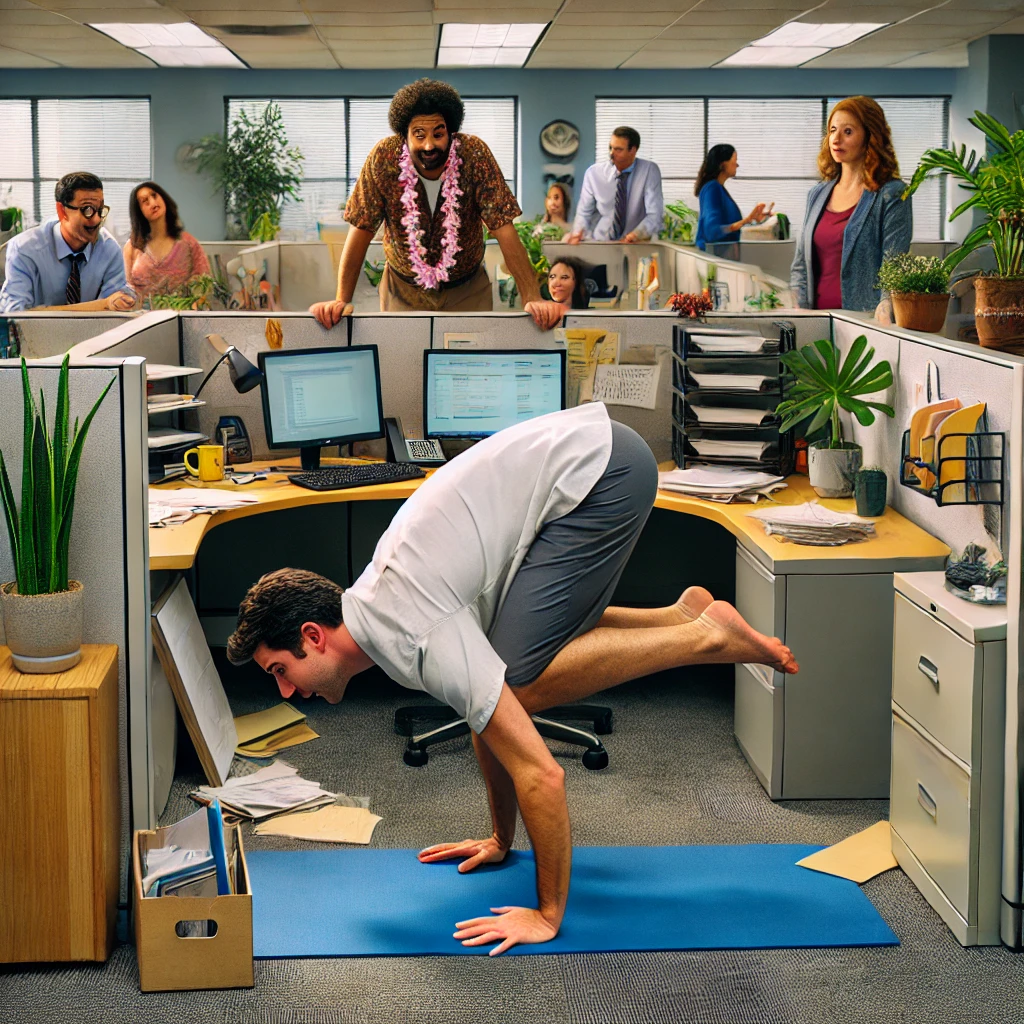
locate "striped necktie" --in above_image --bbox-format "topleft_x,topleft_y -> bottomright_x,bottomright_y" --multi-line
612,171 -> 628,239
65,252 -> 85,305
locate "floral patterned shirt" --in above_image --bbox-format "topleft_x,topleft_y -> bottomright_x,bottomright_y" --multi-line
345,133 -> 521,286
125,231 -> 210,301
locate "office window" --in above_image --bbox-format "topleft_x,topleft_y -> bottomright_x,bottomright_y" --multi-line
596,95 -> 949,240
0,97 -> 151,240
229,96 -> 519,240
595,99 -> 703,204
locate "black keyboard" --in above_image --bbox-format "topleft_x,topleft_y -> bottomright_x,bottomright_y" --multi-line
288,462 -> 426,492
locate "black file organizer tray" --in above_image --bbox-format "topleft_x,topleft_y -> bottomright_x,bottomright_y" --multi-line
671,321 -> 795,475
899,428 -> 1004,507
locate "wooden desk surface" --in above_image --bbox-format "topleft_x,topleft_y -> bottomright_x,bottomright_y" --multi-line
149,461 -> 949,575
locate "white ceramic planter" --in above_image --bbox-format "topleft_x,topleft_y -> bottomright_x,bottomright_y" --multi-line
808,442 -> 862,498
0,580 -> 84,673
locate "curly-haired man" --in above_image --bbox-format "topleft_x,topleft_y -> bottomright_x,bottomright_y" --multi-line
227,404 -> 798,955
309,78 -> 564,331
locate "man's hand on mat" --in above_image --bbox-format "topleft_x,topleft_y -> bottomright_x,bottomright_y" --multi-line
454,906 -> 559,956
418,836 -> 508,872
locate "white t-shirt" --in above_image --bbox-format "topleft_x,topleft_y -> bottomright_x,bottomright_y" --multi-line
342,403 -> 614,733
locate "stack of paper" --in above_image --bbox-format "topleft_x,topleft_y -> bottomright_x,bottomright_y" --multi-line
146,364 -> 203,381
148,487 -> 260,513
148,427 -> 207,450
254,805 -> 382,845
690,439 -> 771,460
192,761 -> 335,821
690,405 -> 772,426
748,502 -> 876,546
690,371 -> 768,391
234,702 -> 319,757
688,332 -> 768,354
659,466 -> 787,503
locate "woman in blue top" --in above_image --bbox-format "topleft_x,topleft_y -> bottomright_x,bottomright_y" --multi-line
695,144 -> 773,252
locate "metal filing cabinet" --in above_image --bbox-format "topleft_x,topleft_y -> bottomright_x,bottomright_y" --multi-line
890,571 -> 1006,945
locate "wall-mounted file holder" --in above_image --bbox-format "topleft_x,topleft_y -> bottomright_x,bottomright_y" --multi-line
671,321 -> 796,475
899,428 -> 1005,506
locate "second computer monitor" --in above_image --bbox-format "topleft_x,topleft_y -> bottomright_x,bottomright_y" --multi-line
423,349 -> 567,440
259,345 -> 384,470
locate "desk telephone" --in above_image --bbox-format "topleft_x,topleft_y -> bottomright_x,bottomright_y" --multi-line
385,417 -> 446,467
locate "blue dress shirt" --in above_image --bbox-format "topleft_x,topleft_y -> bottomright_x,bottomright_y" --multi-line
571,157 -> 664,241
695,180 -> 742,251
0,218 -> 127,312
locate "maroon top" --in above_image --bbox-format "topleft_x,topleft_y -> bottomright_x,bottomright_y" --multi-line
812,205 -> 854,309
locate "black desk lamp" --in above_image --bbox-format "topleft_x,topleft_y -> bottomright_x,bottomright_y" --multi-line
194,333 -> 262,397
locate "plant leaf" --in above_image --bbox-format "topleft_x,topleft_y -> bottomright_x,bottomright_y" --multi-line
0,451 -> 20,587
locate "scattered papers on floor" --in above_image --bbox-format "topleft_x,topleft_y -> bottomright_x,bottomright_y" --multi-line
748,502 -> 876,546
192,760 -> 335,821
254,805 -> 382,845
689,405 -> 772,426
796,822 -> 898,883
234,702 -> 319,757
690,371 -> 768,391
659,466 -> 787,503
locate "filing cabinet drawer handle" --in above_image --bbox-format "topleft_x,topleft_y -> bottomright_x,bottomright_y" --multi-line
917,656 -> 940,690
917,782 -> 938,820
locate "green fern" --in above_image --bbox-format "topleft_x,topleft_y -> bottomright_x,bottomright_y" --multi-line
0,354 -> 114,595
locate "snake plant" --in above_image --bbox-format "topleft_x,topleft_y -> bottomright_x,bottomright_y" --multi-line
0,354 -> 114,595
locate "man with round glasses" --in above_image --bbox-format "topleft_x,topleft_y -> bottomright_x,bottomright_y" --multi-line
0,171 -> 134,313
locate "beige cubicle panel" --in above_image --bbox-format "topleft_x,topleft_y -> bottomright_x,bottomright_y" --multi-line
11,312 -> 137,359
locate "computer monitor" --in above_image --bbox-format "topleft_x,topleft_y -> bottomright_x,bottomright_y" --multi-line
423,348 -> 567,441
259,345 -> 384,470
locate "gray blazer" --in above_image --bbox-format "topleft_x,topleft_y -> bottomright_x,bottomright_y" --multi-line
790,178 -> 912,311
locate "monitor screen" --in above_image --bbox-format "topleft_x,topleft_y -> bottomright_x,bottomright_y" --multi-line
259,345 -> 384,450
424,349 -> 566,440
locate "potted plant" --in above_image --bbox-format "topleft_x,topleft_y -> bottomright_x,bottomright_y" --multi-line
660,200 -> 698,245
0,355 -> 113,672
877,252 -> 950,333
903,111 -> 1024,351
775,336 -> 894,498
193,103 -> 304,241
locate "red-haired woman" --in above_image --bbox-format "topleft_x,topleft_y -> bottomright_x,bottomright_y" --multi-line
790,96 -> 912,314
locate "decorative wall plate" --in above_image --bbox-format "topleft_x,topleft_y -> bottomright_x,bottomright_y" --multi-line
540,120 -> 580,158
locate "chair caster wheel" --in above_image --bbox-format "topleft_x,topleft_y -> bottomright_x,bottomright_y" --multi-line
594,711 -> 613,735
403,747 -> 428,767
582,749 -> 608,771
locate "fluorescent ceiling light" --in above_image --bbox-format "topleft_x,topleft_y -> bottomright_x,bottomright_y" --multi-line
718,21 -> 888,67
718,45 -> 829,67
437,22 -> 546,67
89,22 -> 245,67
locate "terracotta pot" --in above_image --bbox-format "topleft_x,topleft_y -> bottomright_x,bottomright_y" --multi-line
0,580 -> 84,673
891,292 -> 950,334
974,277 -> 1024,352
808,441 -> 862,498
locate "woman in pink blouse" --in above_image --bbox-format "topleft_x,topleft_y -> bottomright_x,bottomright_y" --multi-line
123,182 -> 210,303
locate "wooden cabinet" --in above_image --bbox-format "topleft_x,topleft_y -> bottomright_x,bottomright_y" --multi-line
890,573 -> 1005,946
0,644 -> 120,962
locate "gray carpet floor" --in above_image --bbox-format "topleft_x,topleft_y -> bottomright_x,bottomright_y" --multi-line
4,660 -> 1024,1023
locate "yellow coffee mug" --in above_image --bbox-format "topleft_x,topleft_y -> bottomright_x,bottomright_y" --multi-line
183,444 -> 224,482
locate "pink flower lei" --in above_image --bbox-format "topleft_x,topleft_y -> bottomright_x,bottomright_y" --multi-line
397,135 -> 463,290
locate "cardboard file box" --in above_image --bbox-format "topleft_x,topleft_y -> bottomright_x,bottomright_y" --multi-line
132,824 -> 254,992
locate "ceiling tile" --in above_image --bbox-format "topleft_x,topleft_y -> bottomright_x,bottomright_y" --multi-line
311,11 -> 434,26
0,43 -> 60,65
562,0 -> 704,10
542,26 -> 661,41
619,49 -> 736,67
994,15 -> 1024,30
185,11 -> 313,27
888,43 -> 970,66
671,11 -> 793,25
318,25 -> 432,40
553,11 -> 689,27
433,8 -> 556,22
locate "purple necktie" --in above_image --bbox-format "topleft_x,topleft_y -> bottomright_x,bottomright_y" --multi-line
65,253 -> 85,305
612,171 -> 628,239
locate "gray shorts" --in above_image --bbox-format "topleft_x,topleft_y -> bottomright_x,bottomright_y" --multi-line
489,420 -> 658,687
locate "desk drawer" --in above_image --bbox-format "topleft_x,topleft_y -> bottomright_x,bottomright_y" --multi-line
890,712 -> 971,919
735,546 -> 785,687
893,593 -> 978,764
734,661 -> 783,798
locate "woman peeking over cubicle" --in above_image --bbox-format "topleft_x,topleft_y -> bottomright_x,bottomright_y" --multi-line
789,96 -> 912,314
123,181 -> 211,305
694,145 -> 773,253
543,258 -> 590,312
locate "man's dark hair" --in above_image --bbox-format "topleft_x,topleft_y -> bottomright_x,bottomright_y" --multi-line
55,172 -> 104,207
227,568 -> 344,665
612,126 -> 641,152
389,78 -> 465,137
128,181 -> 183,250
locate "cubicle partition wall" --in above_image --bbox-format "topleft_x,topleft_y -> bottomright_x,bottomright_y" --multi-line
11,312 -> 137,359
0,355 -> 149,901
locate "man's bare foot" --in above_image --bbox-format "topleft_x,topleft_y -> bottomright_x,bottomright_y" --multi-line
673,586 -> 715,624
695,600 -> 799,674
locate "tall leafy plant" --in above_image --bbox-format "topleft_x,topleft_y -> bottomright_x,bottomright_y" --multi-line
775,336 -> 894,448
194,103 -> 304,241
0,355 -> 114,595
903,111 -> 1024,278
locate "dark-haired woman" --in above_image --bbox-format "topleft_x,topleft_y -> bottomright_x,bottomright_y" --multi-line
694,145 -> 773,252
123,181 -> 210,302
533,183 -> 572,236
543,257 -> 590,311
790,96 -> 912,313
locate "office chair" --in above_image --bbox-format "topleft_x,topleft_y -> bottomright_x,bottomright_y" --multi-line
580,262 -> 618,300
394,702 -> 613,770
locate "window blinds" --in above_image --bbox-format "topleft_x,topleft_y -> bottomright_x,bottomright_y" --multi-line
596,98 -> 704,182
0,100 -> 35,225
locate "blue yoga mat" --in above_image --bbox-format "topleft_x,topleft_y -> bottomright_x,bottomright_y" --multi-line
246,844 -> 898,957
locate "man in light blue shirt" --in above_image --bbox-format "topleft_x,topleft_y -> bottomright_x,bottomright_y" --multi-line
567,127 -> 664,244
0,171 -> 134,313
